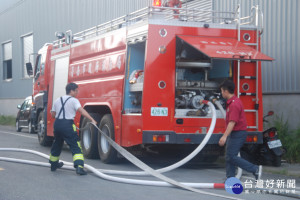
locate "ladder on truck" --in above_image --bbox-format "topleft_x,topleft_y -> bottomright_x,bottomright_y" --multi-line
236,4 -> 264,131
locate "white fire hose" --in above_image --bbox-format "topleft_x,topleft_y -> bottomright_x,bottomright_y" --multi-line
0,101 -> 243,200
99,101 -> 217,176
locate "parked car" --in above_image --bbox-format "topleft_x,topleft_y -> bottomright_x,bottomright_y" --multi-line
16,96 -> 35,133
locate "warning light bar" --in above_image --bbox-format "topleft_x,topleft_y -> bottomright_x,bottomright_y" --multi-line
153,0 -> 162,7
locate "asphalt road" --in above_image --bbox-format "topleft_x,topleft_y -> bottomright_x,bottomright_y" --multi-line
0,125 -> 299,200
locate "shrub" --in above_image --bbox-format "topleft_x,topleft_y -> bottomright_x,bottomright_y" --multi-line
273,115 -> 300,163
0,115 -> 16,126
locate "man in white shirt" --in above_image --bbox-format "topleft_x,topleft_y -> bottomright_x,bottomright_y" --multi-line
49,82 -> 97,175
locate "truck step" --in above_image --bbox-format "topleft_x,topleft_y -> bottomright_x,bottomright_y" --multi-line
239,93 -> 256,96
240,76 -> 256,79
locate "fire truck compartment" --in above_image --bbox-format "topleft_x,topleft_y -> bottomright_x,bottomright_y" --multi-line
174,35 -> 273,119
123,41 -> 146,114
175,36 -> 228,119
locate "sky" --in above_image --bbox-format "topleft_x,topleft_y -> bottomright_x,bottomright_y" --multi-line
0,0 -> 22,13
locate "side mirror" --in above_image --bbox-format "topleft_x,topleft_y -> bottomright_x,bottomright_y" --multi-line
267,111 -> 274,116
17,105 -> 21,109
26,63 -> 33,76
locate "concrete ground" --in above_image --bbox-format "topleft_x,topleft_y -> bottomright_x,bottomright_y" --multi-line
264,163 -> 300,178
0,124 -> 299,200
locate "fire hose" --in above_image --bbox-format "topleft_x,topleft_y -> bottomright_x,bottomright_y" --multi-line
0,101 -> 243,200
97,100 -> 217,176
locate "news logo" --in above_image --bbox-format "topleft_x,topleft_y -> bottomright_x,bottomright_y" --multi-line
225,177 -> 243,194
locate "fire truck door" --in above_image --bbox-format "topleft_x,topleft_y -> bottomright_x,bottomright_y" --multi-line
33,52 -> 47,93
52,56 -> 69,103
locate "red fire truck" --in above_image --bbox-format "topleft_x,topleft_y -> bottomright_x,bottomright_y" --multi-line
27,1 -> 273,163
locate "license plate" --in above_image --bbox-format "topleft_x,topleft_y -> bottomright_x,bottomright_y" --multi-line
267,140 -> 282,149
151,107 -> 168,116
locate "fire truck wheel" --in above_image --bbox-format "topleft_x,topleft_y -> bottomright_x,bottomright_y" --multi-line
28,120 -> 35,134
37,111 -> 52,146
80,113 -> 101,159
98,114 -> 118,163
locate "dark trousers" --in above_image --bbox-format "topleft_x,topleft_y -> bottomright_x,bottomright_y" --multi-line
225,131 -> 258,178
49,119 -> 84,167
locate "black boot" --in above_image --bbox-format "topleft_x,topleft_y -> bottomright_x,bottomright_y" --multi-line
51,162 -> 64,171
76,165 -> 87,175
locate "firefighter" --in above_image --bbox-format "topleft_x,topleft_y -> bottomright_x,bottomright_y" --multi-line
49,82 -> 97,175
218,80 -> 262,180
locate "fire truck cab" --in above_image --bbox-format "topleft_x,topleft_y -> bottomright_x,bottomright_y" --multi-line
27,1 -> 273,163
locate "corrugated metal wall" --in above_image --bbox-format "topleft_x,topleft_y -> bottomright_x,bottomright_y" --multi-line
0,0 -> 299,97
213,0 -> 300,93
0,0 -> 150,99
0,0 -> 213,99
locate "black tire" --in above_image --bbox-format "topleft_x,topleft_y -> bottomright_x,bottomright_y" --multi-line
97,114 -> 118,163
80,113 -> 101,159
273,156 -> 282,167
16,120 -> 21,132
37,111 -> 52,146
28,120 -> 35,134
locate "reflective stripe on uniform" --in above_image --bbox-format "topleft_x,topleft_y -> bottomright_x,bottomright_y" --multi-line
77,141 -> 82,151
50,154 -> 59,162
72,124 -> 77,132
73,154 -> 84,161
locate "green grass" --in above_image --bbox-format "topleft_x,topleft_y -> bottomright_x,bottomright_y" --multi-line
265,168 -> 288,176
0,115 -> 16,126
273,115 -> 300,163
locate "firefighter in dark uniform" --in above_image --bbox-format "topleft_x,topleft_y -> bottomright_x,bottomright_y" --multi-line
49,82 -> 97,175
